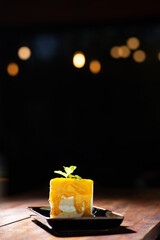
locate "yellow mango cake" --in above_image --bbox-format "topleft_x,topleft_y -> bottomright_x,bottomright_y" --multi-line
49,166 -> 94,218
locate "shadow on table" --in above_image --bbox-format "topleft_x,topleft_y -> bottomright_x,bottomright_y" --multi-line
32,219 -> 136,237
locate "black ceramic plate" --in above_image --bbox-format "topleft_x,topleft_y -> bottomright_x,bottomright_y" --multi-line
28,206 -> 124,232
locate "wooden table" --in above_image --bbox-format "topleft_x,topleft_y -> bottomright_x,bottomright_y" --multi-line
1,187 -> 160,240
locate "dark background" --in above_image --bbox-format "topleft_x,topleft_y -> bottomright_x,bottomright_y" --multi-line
1,0 -> 160,195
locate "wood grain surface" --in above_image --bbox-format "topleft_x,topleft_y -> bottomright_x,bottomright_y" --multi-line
1,187 -> 160,240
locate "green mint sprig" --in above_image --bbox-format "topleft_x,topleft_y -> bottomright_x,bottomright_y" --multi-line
54,166 -> 82,179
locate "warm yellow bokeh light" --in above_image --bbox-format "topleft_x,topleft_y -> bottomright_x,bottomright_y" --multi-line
158,52 -> 160,61
73,52 -> 86,68
110,45 -> 130,59
7,63 -> 19,76
0,178 -> 9,182
119,45 -> 131,58
110,46 -> 121,59
127,37 -> 140,50
18,46 -> 31,60
133,50 -> 146,63
89,60 -> 101,74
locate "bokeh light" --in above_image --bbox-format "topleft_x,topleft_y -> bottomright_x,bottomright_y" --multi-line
127,37 -> 140,50
119,45 -> 131,58
18,46 -> 31,60
157,52 -> 160,61
133,50 -> 146,63
110,45 -> 131,59
0,178 -> 9,182
89,60 -> 101,74
73,51 -> 86,68
7,63 -> 19,76
110,46 -> 121,59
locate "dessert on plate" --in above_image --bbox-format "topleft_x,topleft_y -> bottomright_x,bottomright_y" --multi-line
49,166 -> 94,218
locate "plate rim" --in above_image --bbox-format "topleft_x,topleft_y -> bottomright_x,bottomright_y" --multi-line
27,205 -> 124,221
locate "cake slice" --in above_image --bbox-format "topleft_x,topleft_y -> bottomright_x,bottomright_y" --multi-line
49,166 -> 93,218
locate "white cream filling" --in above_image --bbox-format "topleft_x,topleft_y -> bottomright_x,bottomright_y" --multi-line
53,196 -> 84,218
59,196 -> 82,212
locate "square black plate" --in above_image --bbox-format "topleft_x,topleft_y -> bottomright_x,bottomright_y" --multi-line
28,206 -> 124,232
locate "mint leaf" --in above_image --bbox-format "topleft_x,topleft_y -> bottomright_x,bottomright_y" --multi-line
54,170 -> 67,178
64,166 -> 77,177
54,166 -> 81,179
74,175 -> 82,180
70,166 -> 77,173
69,174 -> 82,180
